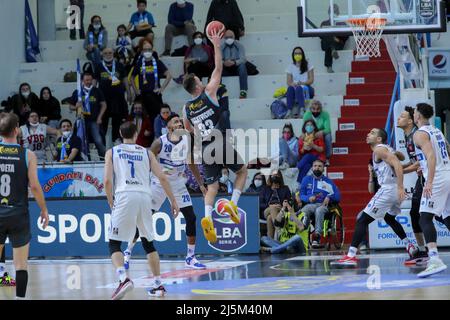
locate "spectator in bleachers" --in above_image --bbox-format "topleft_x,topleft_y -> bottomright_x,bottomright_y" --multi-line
176,32 -> 214,82
221,30 -> 248,99
68,72 -> 107,158
303,100 -> 332,166
128,99 -> 153,147
3,83 -> 40,126
154,104 -> 176,139
279,122 -> 299,169
162,0 -> 196,56
69,0 -> 85,40
296,119 -> 325,185
299,159 -> 341,248
286,46 -> 315,118
95,47 -> 130,145
206,0 -> 245,40
320,4 -> 348,73
260,198 -> 308,254
219,167 -> 234,193
84,15 -> 108,67
55,119 -> 83,163
131,40 -> 172,125
18,111 -> 60,163
127,0 -> 156,45
37,87 -> 61,129
246,172 -> 266,193
262,170 -> 292,239
114,24 -> 134,72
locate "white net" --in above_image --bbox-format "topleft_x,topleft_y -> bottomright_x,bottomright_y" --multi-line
347,18 -> 386,58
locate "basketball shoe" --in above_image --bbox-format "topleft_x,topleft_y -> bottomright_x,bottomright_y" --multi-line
330,255 -> 358,267
404,250 -> 429,266
185,255 -> 206,270
0,273 -> 16,287
111,278 -> 134,300
147,281 -> 167,297
417,257 -> 447,278
216,199 -> 240,224
201,216 -> 217,243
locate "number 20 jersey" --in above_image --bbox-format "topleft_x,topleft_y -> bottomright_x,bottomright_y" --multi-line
415,125 -> 450,181
112,144 -> 151,195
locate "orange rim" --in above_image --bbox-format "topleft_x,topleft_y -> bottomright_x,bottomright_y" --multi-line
347,17 -> 387,29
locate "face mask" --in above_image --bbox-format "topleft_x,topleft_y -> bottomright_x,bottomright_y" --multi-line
177,0 -> 186,4
30,122 -> 39,128
225,38 -> 234,46
104,56 -> 114,63
94,24 -> 101,30
283,132 -> 292,141
143,51 -> 153,59
134,111 -> 143,116
62,131 -> 71,138
313,170 -> 323,177
305,125 -> 314,134
22,91 -> 30,98
254,180 -> 263,188
84,85 -> 93,91
312,112 -> 321,118
220,175 -> 229,184
294,54 -> 303,62
194,38 -> 203,45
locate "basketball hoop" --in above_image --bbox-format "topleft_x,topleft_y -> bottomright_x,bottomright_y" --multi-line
347,17 -> 387,58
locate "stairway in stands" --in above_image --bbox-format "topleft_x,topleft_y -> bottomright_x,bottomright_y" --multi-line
328,41 -> 396,244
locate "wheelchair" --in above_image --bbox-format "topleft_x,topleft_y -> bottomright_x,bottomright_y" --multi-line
307,203 -> 345,251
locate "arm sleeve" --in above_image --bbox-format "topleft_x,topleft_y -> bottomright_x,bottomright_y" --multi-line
154,117 -> 162,138
235,43 -> 246,65
298,137 -> 304,155
323,112 -> 331,134
158,60 -> 168,75
329,180 -> 341,203
273,215 -> 285,228
186,3 -> 194,21
300,177 -> 311,203
233,0 -> 245,30
97,88 -> 106,103
148,12 -> 156,26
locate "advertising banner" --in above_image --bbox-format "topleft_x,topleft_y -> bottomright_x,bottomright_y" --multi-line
428,49 -> 450,78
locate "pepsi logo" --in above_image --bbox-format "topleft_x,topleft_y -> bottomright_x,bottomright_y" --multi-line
433,54 -> 447,69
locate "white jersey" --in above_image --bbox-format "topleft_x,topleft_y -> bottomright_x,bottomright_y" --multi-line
415,125 -> 450,181
112,143 -> 151,195
20,124 -> 47,160
373,144 -> 397,185
151,134 -> 188,183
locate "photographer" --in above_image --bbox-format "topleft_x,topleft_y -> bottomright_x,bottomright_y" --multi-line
260,199 -> 308,254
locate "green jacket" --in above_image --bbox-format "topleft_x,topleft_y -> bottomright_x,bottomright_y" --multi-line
279,211 -> 309,252
303,111 -> 331,135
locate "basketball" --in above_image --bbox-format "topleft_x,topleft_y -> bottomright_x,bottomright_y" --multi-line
206,20 -> 225,38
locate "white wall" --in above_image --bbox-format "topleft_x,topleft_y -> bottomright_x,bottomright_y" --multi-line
0,0 -> 25,100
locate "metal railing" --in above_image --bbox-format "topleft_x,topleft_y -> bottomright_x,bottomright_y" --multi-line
384,73 -> 401,147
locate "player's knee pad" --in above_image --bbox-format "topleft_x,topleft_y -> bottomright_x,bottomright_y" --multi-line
109,240 -> 122,256
356,211 -> 374,226
141,237 -> 156,254
443,217 -> 450,231
181,206 -> 196,237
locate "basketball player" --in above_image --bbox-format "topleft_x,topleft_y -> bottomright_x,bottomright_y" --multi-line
104,121 -> 180,300
19,111 -> 60,162
182,28 -> 248,243
396,106 -> 429,265
0,112 -> 49,299
332,128 -> 416,266
413,103 -> 450,277
0,247 -> 15,286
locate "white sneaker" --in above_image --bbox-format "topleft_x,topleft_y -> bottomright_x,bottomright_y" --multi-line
327,67 -> 335,73
417,257 -> 447,278
185,255 -> 206,269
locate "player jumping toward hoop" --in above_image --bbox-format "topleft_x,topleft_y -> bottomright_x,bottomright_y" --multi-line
332,128 -> 416,266
182,27 -> 248,243
104,121 -> 180,300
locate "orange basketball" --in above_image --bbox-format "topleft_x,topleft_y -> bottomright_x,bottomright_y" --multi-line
206,20 -> 225,38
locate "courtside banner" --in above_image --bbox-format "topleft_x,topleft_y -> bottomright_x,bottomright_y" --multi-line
5,195 -> 260,257
369,210 -> 450,249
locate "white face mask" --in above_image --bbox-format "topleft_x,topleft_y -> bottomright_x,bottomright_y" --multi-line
194,38 -> 203,45
62,131 -> 71,138
22,91 -> 30,98
225,38 -> 234,46
143,51 -> 153,59
177,0 -> 186,4
94,24 -> 101,30
103,56 -> 114,63
30,122 -> 39,128
84,85 -> 93,91
219,175 -> 229,184
254,180 -> 263,188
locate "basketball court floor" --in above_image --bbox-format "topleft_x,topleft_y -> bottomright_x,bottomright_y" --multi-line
1,249 -> 449,300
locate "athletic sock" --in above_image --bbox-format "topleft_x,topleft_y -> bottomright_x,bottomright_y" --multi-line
126,242 -> 136,254
116,267 -> 127,282
428,248 -> 439,259
187,244 -> 195,257
205,205 -> 213,219
231,189 -> 242,205
154,276 -> 161,287
15,270 -> 28,299
0,263 -> 5,277
347,246 -> 358,258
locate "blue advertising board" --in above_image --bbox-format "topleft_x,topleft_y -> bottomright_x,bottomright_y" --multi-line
4,195 -> 260,257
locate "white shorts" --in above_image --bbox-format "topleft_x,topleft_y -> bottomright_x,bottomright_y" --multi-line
109,192 -> 154,242
150,178 -> 192,210
419,174 -> 450,219
363,184 -> 401,219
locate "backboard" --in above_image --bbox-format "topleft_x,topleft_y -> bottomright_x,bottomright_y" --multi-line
298,0 -> 447,37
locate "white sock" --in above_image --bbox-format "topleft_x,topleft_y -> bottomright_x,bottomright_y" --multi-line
205,205 -> 213,218
116,267 -> 127,282
428,248 -> 439,258
154,276 -> 161,286
126,241 -> 136,253
347,246 -> 358,258
187,244 -> 195,257
231,189 -> 242,204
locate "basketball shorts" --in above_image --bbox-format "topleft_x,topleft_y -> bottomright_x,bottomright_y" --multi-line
0,212 -> 31,248
150,178 -> 192,210
419,174 -> 450,219
109,192 -> 154,242
363,184 -> 401,219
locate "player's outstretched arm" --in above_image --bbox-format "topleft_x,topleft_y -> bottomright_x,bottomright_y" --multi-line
103,149 -> 114,208
205,29 -> 223,102
182,105 -> 194,133
414,131 -> 435,198
148,151 -> 180,217
150,138 -> 162,156
27,150 -> 49,229
375,146 -> 405,202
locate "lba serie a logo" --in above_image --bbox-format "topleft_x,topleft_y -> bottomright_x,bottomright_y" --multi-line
208,199 -> 247,252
